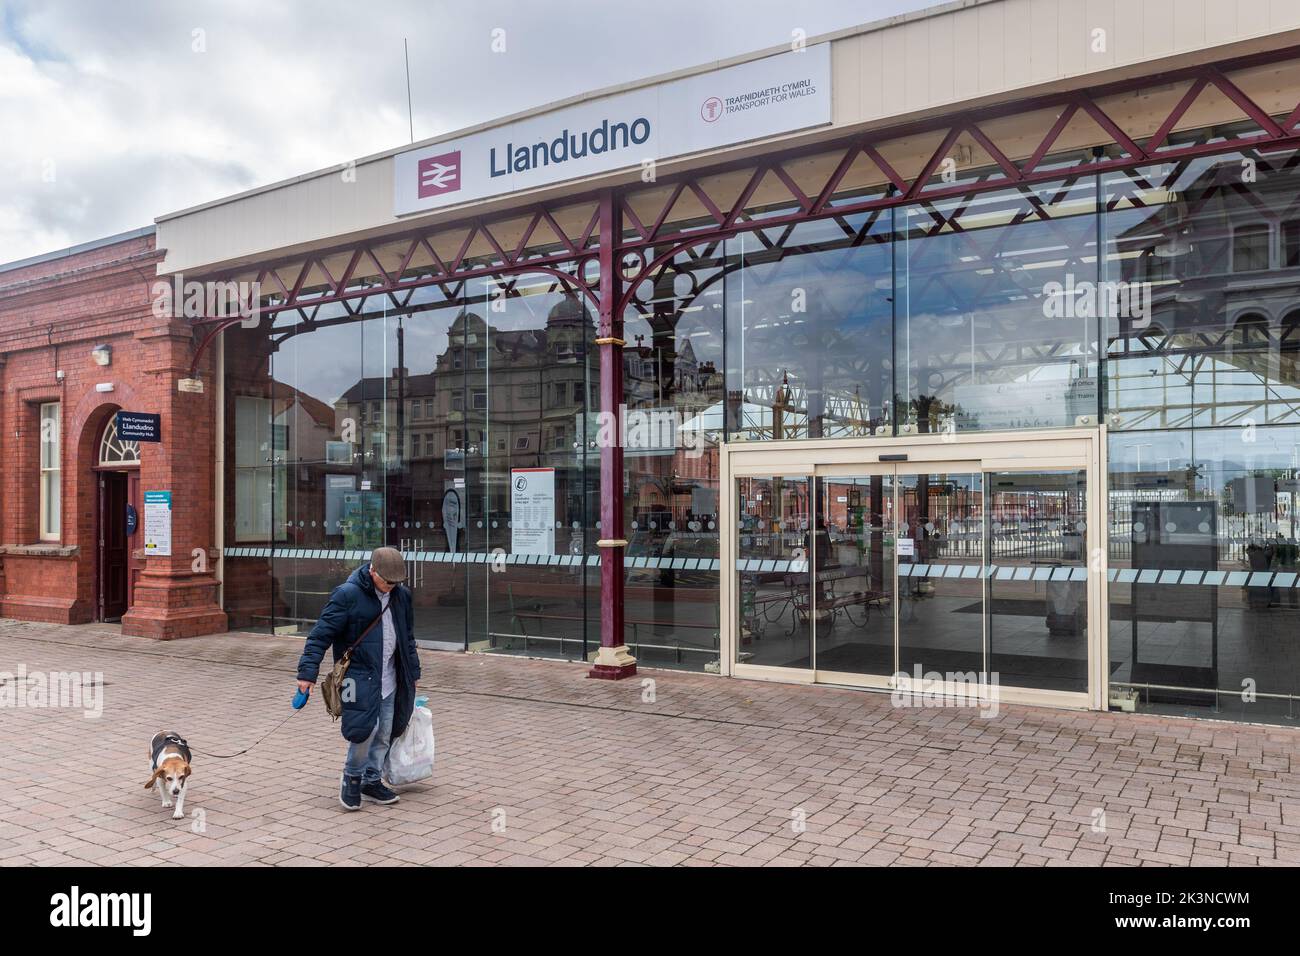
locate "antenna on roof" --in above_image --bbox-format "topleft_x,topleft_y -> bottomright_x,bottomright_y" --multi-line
404,38 -> 414,143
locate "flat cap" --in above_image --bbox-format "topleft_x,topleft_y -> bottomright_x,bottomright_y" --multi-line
370,546 -> 407,583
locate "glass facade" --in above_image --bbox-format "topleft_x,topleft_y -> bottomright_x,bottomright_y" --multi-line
1104,148 -> 1300,722
721,181 -> 1101,438
222,134 -> 1300,724
223,274 -> 605,660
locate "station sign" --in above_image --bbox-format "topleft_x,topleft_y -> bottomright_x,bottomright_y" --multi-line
395,43 -> 831,215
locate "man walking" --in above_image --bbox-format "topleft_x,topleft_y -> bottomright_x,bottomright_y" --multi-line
296,547 -> 422,811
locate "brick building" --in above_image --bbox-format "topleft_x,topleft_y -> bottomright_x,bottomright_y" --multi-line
0,227 -> 225,638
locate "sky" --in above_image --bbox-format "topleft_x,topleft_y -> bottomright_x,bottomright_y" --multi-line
0,0 -> 937,265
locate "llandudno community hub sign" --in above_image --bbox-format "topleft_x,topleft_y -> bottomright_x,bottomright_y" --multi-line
394,44 -> 831,215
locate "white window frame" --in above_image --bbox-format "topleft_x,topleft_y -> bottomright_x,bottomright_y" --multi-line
98,415 -> 141,466
39,402 -> 61,541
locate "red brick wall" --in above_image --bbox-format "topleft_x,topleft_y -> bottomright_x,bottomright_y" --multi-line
0,231 -> 226,637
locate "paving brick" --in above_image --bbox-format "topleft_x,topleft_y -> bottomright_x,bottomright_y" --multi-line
1,621 -> 1297,867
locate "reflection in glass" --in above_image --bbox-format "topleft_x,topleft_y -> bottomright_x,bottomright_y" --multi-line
224,270 -> 603,656
898,182 -> 1100,433
896,473 -> 984,678
1104,150 -> 1300,720
1104,149 -> 1300,431
725,215 -> 893,441
623,244 -> 724,669
463,279 -> 598,660
812,475 -> 895,675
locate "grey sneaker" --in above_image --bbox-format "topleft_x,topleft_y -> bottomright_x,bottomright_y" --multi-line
339,773 -> 362,811
361,779 -> 400,805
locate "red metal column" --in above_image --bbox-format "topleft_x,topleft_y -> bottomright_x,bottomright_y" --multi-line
589,188 -> 636,680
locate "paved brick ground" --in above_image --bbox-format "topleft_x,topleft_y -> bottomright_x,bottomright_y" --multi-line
1,619 -> 1298,866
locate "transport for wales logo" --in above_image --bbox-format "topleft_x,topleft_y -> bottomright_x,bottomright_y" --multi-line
418,150 -> 461,197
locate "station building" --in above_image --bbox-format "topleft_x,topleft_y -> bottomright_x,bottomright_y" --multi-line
10,0 -> 1300,724
0,227 -> 224,637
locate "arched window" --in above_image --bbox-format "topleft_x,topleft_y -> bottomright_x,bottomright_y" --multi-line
99,416 -> 141,466
1231,312 -> 1270,348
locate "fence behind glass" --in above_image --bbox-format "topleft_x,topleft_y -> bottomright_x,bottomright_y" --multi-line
735,475 -> 812,668
812,474 -> 895,676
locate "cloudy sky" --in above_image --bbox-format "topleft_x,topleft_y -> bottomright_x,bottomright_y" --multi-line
0,0 -> 935,264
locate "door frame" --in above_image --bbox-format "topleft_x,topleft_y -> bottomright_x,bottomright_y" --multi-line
95,464 -> 142,622
720,426 -> 1108,711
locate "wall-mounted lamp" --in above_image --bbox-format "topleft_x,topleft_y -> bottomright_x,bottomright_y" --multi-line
91,344 -> 112,366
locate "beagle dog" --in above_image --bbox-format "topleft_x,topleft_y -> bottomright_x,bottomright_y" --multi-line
145,731 -> 192,820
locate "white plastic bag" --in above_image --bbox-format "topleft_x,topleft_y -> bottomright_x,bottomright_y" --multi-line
383,704 -> 435,787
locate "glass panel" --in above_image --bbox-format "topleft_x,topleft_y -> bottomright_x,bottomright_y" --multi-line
397,308 -> 470,648
42,471 -> 59,537
270,315 -> 362,635
1109,426 -> 1300,722
724,216 -> 893,441
735,475 -> 811,668
986,470 -> 1088,692
1103,149 -> 1300,431
623,242 -> 724,671
464,277 -> 596,659
812,474 -> 894,675
40,403 -> 59,469
226,267 -> 593,649
896,472 -> 984,678
223,326 -> 276,631
233,395 -> 285,543
1103,148 -> 1300,725
899,180 -> 1100,433
40,402 -> 60,538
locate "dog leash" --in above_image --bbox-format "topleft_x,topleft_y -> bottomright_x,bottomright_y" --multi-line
187,704 -> 305,760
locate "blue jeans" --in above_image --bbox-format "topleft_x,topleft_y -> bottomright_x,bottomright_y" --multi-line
344,691 -> 395,784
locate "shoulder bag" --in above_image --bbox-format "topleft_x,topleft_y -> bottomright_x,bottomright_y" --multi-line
319,605 -> 387,720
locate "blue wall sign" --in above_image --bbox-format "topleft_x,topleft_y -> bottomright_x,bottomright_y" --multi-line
116,411 -> 161,442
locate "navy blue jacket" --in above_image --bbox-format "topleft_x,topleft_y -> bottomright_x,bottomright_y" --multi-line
296,564 -> 422,744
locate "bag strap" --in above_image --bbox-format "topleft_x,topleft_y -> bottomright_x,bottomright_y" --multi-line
341,604 -> 388,662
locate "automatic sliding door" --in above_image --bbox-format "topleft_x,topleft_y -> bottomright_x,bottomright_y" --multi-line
726,435 -> 1098,707
896,471 -> 985,678
813,473 -> 895,676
